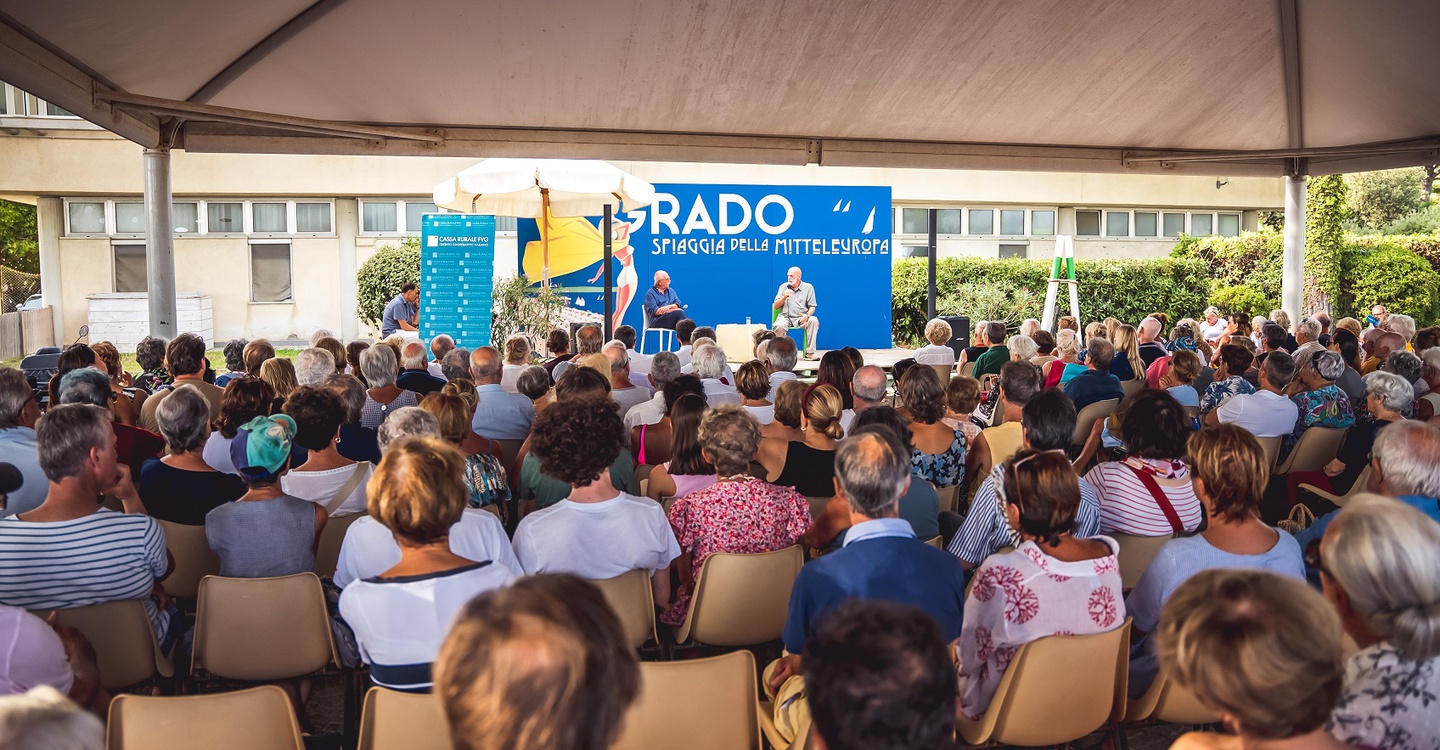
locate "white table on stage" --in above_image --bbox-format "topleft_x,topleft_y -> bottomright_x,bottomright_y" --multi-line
714,323 -> 765,362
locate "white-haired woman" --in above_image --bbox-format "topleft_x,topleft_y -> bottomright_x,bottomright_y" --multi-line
1289,371 -> 1410,504
1282,351 -> 1356,456
1418,348 -> 1440,422
1043,328 -> 1084,389
1316,494 -> 1440,750
358,344 -> 418,430
914,319 -> 956,366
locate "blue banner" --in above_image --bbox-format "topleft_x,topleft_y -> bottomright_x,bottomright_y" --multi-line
421,213 -> 495,348
518,184 -> 893,348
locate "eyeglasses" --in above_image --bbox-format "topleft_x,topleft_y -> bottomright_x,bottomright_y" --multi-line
1004,452 -> 1043,510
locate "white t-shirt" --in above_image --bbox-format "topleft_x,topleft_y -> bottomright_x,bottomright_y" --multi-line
611,385 -> 654,420
281,462 -> 373,517
333,509 -> 523,589
338,562 -> 515,691
1199,319 -> 1228,342
513,493 -> 681,578
914,344 -> 957,366
702,379 -> 742,406
744,404 -> 775,425
500,363 -> 526,393
1215,389 -> 1300,438
202,432 -> 238,474
624,393 -> 668,432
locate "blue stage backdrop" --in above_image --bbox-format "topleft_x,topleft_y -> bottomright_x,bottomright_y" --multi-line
517,184 -> 893,348
421,213 -> 495,348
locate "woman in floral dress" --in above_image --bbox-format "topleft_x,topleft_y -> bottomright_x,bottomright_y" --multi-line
900,366 -> 966,490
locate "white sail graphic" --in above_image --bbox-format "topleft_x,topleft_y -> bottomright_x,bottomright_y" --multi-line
862,207 -> 875,234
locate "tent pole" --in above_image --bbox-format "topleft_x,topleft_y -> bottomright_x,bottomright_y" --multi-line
143,147 -> 177,338
1282,173 -> 1306,323
541,189 -> 550,288
604,204 -> 614,341
926,208 -> 937,320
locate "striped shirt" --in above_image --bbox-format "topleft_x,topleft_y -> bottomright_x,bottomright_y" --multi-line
1084,458 -> 1203,537
0,509 -> 168,637
948,469 -> 1102,566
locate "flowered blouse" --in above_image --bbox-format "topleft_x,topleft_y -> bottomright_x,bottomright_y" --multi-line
1329,641 -> 1440,750
912,431 -> 967,489
1285,385 -> 1355,451
463,453 -> 511,509
134,367 -> 172,394
662,477 -> 811,626
957,538 -> 1125,720
1199,375 -> 1255,415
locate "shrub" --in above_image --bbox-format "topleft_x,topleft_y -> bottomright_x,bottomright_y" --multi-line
1208,286 -> 1276,320
1346,168 -> 1424,230
357,238 -> 420,332
491,275 -> 569,347
1171,231 -> 1284,301
1339,245 -> 1440,326
1349,232 -> 1440,278
1307,175 -> 1347,314
1381,206 -> 1440,235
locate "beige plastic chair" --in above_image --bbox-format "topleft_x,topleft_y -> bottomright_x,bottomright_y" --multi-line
612,650 -> 760,750
1119,379 -> 1146,408
589,568 -> 658,650
674,545 -> 803,647
157,518 -> 220,598
1254,435 -> 1282,468
959,361 -> 976,378
1073,398 -> 1120,447
933,483 -> 960,514
758,708 -> 816,750
1300,464 -> 1372,508
496,438 -> 524,472
635,463 -> 654,484
923,535 -> 943,548
928,363 -> 953,383
357,687 -> 451,750
958,621 -> 1131,747
1273,426 -> 1346,475
45,600 -> 173,690
1112,532 -> 1174,590
804,495 -> 832,520
192,573 -> 339,682
1126,665 -> 1219,725
315,511 -> 367,579
107,685 -> 304,750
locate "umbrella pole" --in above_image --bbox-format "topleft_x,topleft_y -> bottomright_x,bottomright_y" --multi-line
541,189 -> 550,288
603,204 -> 614,341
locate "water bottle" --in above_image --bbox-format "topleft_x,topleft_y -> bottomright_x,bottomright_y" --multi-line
746,316 -> 752,325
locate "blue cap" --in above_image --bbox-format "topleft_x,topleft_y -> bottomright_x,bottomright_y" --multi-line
230,414 -> 296,481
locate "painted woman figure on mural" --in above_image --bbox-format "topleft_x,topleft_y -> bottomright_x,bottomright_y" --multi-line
588,218 -> 637,331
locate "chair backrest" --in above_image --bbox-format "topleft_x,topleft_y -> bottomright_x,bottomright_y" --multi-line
923,535 -> 943,548
357,687 -> 451,750
192,573 -> 338,681
1126,665 -> 1219,725
589,569 -> 658,650
1334,464 -> 1373,506
677,545 -> 804,646
315,511 -> 367,579
1254,435 -> 1283,468
1119,379 -> 1146,408
1111,532 -> 1174,590
46,600 -> 172,690
496,438 -> 524,473
934,483 -> 960,514
157,518 -> 220,598
928,363 -> 953,384
804,495 -> 832,520
1273,426 -> 1346,475
962,623 -> 1131,747
959,361 -> 976,378
635,464 -> 654,483
108,685 -> 304,750
1073,399 -> 1120,446
611,651 -> 760,750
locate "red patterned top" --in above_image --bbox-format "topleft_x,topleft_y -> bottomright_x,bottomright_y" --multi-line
957,537 -> 1125,719
662,477 -> 811,626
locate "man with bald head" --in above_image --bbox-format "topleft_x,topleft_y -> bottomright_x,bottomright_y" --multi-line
773,266 -> 819,358
1136,317 -> 1168,369
840,365 -> 888,435
1364,330 -> 1407,375
429,335 -> 454,378
469,346 -> 535,440
643,270 -> 685,331
396,341 -> 446,395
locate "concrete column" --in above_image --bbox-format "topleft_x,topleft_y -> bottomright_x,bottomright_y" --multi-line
143,148 -> 177,338
35,197 -> 63,343
1281,175 -> 1306,324
335,199 -> 359,341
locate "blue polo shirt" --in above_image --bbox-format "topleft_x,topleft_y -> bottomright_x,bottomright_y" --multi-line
1063,369 -> 1125,411
782,518 -> 966,653
381,294 -> 417,337
643,286 -> 681,317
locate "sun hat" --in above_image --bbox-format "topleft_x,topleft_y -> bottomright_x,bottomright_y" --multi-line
229,414 -> 297,481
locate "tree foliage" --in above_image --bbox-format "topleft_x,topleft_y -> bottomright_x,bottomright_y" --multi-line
356,238 -> 421,331
491,275 -> 569,347
0,199 -> 39,273
1345,168 -> 1424,230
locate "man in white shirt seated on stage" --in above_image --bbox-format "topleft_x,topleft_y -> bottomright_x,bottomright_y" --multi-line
773,266 -> 819,358
692,344 -> 740,406
623,352 -> 683,432
1205,349 -> 1300,438
767,336 -> 800,403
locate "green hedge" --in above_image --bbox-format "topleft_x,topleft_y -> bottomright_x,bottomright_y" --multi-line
1170,231 -> 1284,301
357,238 -> 421,331
891,257 -> 1210,345
1340,244 -> 1440,325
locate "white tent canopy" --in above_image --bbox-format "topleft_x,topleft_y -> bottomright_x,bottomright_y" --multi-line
1,0 -> 1437,176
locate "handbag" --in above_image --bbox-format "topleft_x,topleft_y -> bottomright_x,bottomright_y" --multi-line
1277,503 -> 1316,534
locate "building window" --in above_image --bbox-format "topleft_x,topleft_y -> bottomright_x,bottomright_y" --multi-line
1218,213 -> 1240,237
0,83 -> 7,115
207,202 -> 243,233
1163,212 -> 1185,237
496,216 -> 518,232
1191,213 -> 1214,236
114,203 -> 146,234
44,101 -> 73,117
67,202 -> 105,234
172,203 -> 199,235
252,203 -> 287,233
1105,211 -> 1130,237
898,245 -> 929,260
1031,210 -> 1055,236
250,243 -> 293,302
999,210 -> 1025,235
295,203 -> 331,233
405,202 -> 439,233
1135,211 -> 1158,237
1076,210 -> 1101,236
900,208 -> 928,234
113,244 -> 147,293
363,202 -> 398,233
999,244 -> 1028,260
968,209 -> 993,235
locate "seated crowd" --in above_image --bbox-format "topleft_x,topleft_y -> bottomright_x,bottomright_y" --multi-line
0,307 -> 1438,750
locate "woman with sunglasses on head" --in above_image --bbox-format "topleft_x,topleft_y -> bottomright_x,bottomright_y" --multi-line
955,449 -> 1123,722
1124,424 -> 1305,697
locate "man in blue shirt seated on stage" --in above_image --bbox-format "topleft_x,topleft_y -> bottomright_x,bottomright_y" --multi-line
381,282 -> 420,338
643,271 -> 685,329
765,424 -> 966,698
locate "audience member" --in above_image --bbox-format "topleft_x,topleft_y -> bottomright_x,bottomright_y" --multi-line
396,341 -> 445,396
421,393 -> 511,511
1327,329 -> 1366,406
132,335 -> 171,393
0,369 -> 46,517
1316,494 -> 1440,750
1063,337 -> 1125,411
56,367 -> 163,479
137,333 -> 223,432
629,375 -> 702,468
541,328 -> 574,375
211,339 -> 247,390
810,409 -> 941,547
242,339 -> 277,380
914,319 -> 956,366
1283,351 -> 1355,454
663,405 -> 809,626
976,361 -> 1044,474
440,347 -> 472,382
1136,317 -> 1168,369
1127,425 -> 1304,695
622,351 -> 682,431
900,366 -> 965,489
644,394 -> 716,503
315,373 -> 380,464
282,386 -> 372,517
346,341 -> 370,383
1206,349 -> 1298,437
1031,330 -> 1057,366
468,346 -> 535,440
357,344 -> 419,429
513,397 -> 680,608
1042,328 -> 1084,388
90,340 -> 145,420
1199,343 -> 1256,415
1365,330 -> 1407,375
1292,317 -> 1325,371
734,360 -> 774,425
1157,569 -> 1348,750
803,601 -> 956,750
433,575 -> 639,750
602,341 -> 652,418
339,436 -> 516,692
294,348 -> 336,387
763,379 -> 807,443
1087,389 -> 1202,536
1109,324 -> 1145,382
958,449 -> 1124,719
376,406 -> 440,453
766,336 -> 800,402
520,369 -> 638,511
551,325 -> 603,381
758,383 -> 843,497
1300,371 -> 1410,499
0,606 -> 105,715
497,335 -> 532,394
958,320 -> 990,367
139,386 -> 245,525
1160,349 -> 1202,408
940,374 -> 983,450
1418,348 -> 1440,421
0,685 -> 104,750
971,321 -> 1011,378
815,350 -> 858,411
839,364 -> 887,434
